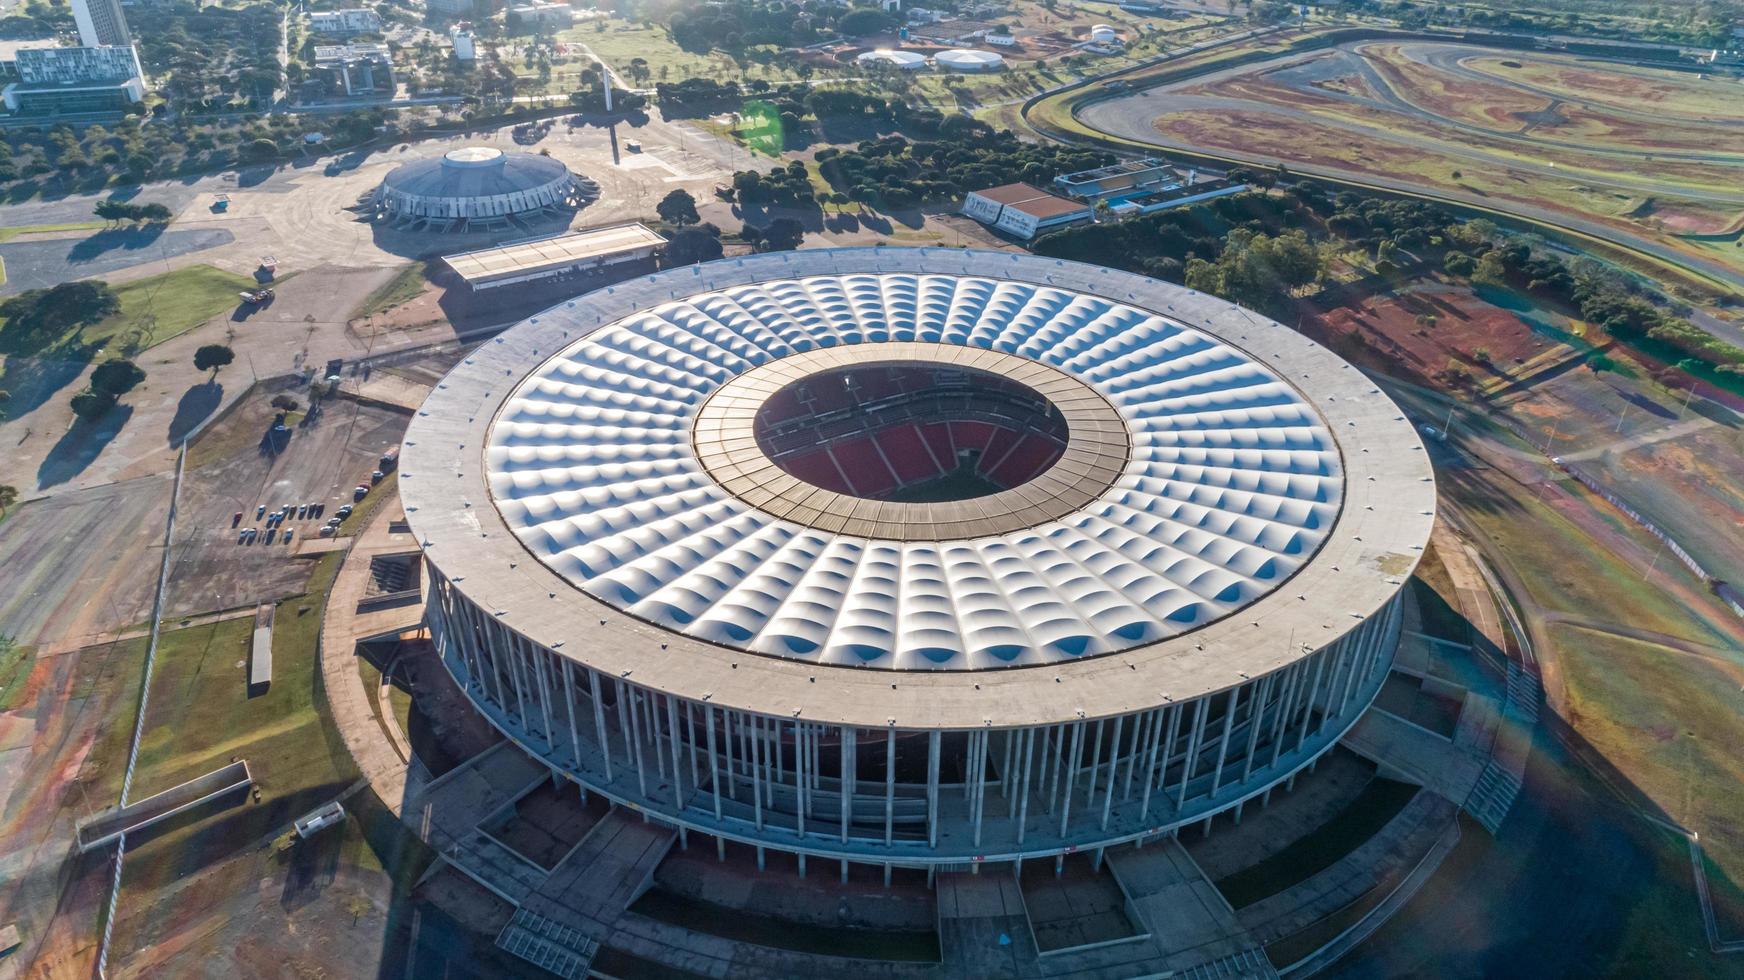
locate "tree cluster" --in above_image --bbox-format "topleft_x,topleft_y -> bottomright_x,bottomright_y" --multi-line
94,199 -> 174,224
660,224 -> 726,267
72,359 -> 146,421
134,0 -> 286,112
0,281 -> 121,353
725,129 -> 1109,213
666,0 -> 840,55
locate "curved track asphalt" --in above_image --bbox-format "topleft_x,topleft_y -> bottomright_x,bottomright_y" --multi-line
1043,34 -> 1744,329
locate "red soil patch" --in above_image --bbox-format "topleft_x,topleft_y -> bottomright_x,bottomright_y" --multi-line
1301,284 -> 1553,384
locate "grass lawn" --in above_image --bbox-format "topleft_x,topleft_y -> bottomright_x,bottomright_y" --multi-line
561,19 -> 804,86
0,221 -> 106,244
1215,777 -> 1419,909
337,471 -> 397,537
353,263 -> 431,320
0,264 -> 260,358
0,635 -> 34,712
109,552 -> 358,884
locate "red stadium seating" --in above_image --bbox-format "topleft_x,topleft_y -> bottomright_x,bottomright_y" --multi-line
987,434 -> 1061,487
949,421 -> 997,458
919,423 -> 955,471
830,437 -> 898,497
876,426 -> 941,485
782,449 -> 845,489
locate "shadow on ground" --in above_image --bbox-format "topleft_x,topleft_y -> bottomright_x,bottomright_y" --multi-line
66,224 -> 169,263
168,381 -> 223,447
37,402 -> 133,488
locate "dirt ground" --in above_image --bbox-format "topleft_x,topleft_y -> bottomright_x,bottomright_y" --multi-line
0,476 -> 170,651
164,386 -> 410,617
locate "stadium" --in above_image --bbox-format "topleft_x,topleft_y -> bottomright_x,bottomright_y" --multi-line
370,146 -> 597,230
400,247 -> 1435,881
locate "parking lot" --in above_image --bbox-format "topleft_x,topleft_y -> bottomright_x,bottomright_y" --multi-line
165,384 -> 411,617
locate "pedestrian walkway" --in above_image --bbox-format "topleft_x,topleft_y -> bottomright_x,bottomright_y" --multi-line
317,497 -> 425,817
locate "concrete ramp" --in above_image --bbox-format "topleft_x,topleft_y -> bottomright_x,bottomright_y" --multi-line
77,761 -> 253,852
528,809 -> 678,926
937,871 -> 1044,979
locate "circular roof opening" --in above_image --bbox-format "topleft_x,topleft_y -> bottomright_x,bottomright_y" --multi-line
754,361 -> 1068,503
443,146 -> 506,168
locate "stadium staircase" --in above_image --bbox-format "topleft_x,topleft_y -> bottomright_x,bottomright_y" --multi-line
495,907 -> 599,979
1177,947 -> 1279,979
1462,661 -> 1539,834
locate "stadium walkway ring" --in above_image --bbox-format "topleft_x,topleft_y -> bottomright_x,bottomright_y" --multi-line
691,343 -> 1130,541
401,247 -> 1435,731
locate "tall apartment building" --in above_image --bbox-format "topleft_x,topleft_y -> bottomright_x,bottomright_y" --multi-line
71,0 -> 132,49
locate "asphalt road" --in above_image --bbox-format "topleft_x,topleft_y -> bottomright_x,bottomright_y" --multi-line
0,228 -> 235,294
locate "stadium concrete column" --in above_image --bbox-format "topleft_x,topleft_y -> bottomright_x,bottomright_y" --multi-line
926,731 -> 942,848
1058,721 -> 1084,838
589,670 -> 612,783
1177,698 -> 1208,809
884,732 -> 896,846
561,659 -> 580,766
706,705 -> 723,819
1084,719 -> 1104,808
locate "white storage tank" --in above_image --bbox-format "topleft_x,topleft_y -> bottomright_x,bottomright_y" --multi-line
934,47 -> 1004,71
856,48 -> 929,70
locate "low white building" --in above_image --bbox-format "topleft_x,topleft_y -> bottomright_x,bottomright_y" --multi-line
507,2 -> 574,29
309,8 -> 383,33
961,182 -> 1091,240
450,26 -> 476,61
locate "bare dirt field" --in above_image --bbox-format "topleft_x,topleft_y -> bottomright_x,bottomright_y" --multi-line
0,476 -> 169,651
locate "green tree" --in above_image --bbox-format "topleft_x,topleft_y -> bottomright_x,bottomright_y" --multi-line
194,343 -> 235,378
0,484 -> 17,519
656,188 -> 700,227
90,359 -> 145,397
661,225 -> 724,267
70,390 -> 117,421
744,217 -> 804,253
0,281 -> 121,351
836,8 -> 896,36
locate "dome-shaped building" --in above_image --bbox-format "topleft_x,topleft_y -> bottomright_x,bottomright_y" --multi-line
372,146 -> 594,228
855,48 -> 928,70
934,47 -> 1005,72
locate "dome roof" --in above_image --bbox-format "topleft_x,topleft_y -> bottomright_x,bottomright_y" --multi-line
379,147 -> 570,200
935,47 -> 1004,70
856,48 -> 927,68
483,271 -> 1345,671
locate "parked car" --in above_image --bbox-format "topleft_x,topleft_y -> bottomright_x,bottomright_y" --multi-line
232,511 -> 243,527
319,525 -> 336,537
353,484 -> 370,501
370,469 -> 385,484
297,504 -> 308,519
265,528 -> 277,544
245,528 -> 258,544
256,504 -> 266,519
284,529 -> 295,544
238,529 -> 250,544
335,504 -> 354,518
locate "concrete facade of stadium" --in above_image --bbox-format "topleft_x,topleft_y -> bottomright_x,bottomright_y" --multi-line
402,248 -> 1435,881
